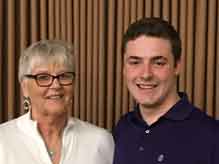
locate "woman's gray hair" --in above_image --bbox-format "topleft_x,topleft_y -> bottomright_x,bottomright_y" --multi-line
18,40 -> 75,82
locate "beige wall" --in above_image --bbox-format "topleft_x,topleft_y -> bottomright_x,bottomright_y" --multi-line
0,0 -> 219,130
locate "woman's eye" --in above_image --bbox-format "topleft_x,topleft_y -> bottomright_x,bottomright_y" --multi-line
59,73 -> 74,80
37,75 -> 50,81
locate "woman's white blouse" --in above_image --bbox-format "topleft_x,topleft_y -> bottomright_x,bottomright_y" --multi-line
0,112 -> 114,164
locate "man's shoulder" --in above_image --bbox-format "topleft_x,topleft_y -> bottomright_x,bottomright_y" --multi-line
116,110 -> 135,126
113,111 -> 135,136
185,107 -> 219,136
191,108 -> 218,125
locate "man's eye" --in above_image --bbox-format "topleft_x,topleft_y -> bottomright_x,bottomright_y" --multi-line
127,60 -> 140,65
153,60 -> 166,66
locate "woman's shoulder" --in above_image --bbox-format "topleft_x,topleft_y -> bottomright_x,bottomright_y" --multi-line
66,118 -> 114,164
0,117 -> 19,132
68,117 -> 113,140
0,117 -> 22,143
71,118 -> 110,133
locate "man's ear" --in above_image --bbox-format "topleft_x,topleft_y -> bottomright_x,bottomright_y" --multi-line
174,58 -> 182,76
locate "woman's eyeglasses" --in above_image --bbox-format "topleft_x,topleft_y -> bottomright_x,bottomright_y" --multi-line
24,72 -> 75,87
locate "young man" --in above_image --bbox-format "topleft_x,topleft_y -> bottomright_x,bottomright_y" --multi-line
113,17 -> 219,164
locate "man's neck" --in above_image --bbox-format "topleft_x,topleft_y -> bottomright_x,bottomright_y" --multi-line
139,93 -> 180,125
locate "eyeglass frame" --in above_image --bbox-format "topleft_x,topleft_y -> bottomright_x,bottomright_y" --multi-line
24,72 -> 75,87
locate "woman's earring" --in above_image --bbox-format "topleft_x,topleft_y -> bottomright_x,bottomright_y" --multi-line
23,97 -> 31,112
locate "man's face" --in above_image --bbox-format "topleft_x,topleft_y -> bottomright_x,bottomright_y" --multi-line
123,36 -> 181,109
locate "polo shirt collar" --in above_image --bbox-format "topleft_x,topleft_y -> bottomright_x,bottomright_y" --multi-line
163,92 -> 194,121
130,92 -> 194,126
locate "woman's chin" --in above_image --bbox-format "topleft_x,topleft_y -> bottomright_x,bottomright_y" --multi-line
45,106 -> 68,115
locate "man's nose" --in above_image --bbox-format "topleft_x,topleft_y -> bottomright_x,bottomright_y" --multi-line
141,64 -> 153,80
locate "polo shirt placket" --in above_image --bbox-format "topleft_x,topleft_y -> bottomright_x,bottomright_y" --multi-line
113,92 -> 219,164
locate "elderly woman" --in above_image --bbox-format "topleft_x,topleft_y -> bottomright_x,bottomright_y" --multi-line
0,40 -> 114,164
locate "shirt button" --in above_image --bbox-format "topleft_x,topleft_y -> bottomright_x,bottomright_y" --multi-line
145,129 -> 150,134
139,146 -> 144,151
157,154 -> 165,162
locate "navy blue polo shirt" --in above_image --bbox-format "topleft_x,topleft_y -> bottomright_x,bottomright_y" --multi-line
113,92 -> 219,164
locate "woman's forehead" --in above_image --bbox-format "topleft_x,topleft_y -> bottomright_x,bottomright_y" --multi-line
30,56 -> 68,72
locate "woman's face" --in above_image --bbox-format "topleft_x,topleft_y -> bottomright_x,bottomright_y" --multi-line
21,61 -> 74,119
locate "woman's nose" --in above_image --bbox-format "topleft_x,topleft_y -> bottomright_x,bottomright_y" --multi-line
50,78 -> 62,88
